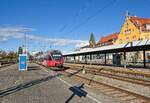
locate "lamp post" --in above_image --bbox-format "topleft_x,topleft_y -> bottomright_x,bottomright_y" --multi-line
22,33 -> 27,54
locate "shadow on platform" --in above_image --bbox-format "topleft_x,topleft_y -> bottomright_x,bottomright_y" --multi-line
27,66 -> 40,71
0,74 -> 60,98
27,68 -> 41,71
65,83 -> 87,103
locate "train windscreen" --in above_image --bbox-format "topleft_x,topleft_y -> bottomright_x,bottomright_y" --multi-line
52,52 -> 62,60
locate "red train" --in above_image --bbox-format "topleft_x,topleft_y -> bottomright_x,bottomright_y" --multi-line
35,50 -> 64,69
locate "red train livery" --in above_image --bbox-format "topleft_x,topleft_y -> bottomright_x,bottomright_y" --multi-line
35,50 -> 64,68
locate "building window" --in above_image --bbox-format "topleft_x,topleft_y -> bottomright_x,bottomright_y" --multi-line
133,35 -> 136,40
126,37 -> 129,41
125,29 -> 131,34
119,39 -> 122,44
146,24 -> 150,30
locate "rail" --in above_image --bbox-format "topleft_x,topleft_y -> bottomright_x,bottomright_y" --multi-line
63,70 -> 150,103
63,64 -> 150,86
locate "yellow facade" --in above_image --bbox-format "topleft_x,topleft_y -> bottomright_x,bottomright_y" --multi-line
140,32 -> 150,40
115,16 -> 141,44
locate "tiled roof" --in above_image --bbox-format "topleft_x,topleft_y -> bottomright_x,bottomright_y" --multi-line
98,32 -> 119,44
130,16 -> 150,31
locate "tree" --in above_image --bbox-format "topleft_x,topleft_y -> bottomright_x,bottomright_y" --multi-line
7,51 -> 18,61
18,46 -> 23,54
89,33 -> 96,48
0,50 -> 7,59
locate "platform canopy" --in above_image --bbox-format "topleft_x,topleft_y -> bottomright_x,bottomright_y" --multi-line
63,39 -> 150,56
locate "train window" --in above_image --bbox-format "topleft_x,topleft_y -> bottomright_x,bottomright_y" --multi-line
52,53 -> 62,60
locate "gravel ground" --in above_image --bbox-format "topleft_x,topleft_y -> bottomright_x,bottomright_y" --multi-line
60,75 -> 124,103
64,63 -> 150,98
65,69 -> 150,98
63,68 -> 150,103
79,70 -> 150,97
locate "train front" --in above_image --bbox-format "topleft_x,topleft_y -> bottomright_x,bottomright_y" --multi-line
47,50 -> 64,67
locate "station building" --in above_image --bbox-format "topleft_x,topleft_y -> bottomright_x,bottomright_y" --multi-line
75,12 -> 150,66
95,12 -> 150,63
115,13 -> 150,44
96,12 -> 150,46
96,32 -> 119,47
115,13 -> 150,63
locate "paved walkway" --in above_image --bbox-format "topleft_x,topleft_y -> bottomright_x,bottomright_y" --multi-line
0,63 -> 98,103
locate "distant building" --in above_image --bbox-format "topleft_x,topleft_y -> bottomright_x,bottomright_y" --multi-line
115,12 -> 150,44
79,32 -> 119,49
114,11 -> 150,62
96,32 -> 119,47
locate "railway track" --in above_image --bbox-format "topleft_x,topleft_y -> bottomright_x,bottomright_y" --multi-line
36,63 -> 150,103
35,62 -> 150,86
63,64 -> 150,86
62,71 -> 150,103
64,63 -> 150,78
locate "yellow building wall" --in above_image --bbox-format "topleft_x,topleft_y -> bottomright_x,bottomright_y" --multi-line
140,32 -> 150,40
115,17 -> 140,44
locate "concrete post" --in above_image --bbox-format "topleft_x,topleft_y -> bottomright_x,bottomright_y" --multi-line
74,55 -> 76,64
90,53 -> 92,65
143,50 -> 146,68
124,51 -> 126,68
85,54 -> 87,64
104,53 -> 106,65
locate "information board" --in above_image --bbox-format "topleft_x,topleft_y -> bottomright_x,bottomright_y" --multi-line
19,54 -> 27,71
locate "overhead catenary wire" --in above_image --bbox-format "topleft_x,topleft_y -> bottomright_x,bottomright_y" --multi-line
68,0 -> 117,33
58,0 -> 92,32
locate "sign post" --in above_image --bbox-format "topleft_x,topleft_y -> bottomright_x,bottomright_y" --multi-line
19,54 -> 27,71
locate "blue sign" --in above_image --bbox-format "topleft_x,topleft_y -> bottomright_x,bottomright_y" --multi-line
19,54 -> 27,71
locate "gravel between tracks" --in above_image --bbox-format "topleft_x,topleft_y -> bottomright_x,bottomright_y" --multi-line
66,69 -> 150,98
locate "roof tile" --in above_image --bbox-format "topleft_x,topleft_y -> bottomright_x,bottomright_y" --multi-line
130,16 -> 150,31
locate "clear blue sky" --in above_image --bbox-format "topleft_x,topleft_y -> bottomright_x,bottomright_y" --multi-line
0,0 -> 150,53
